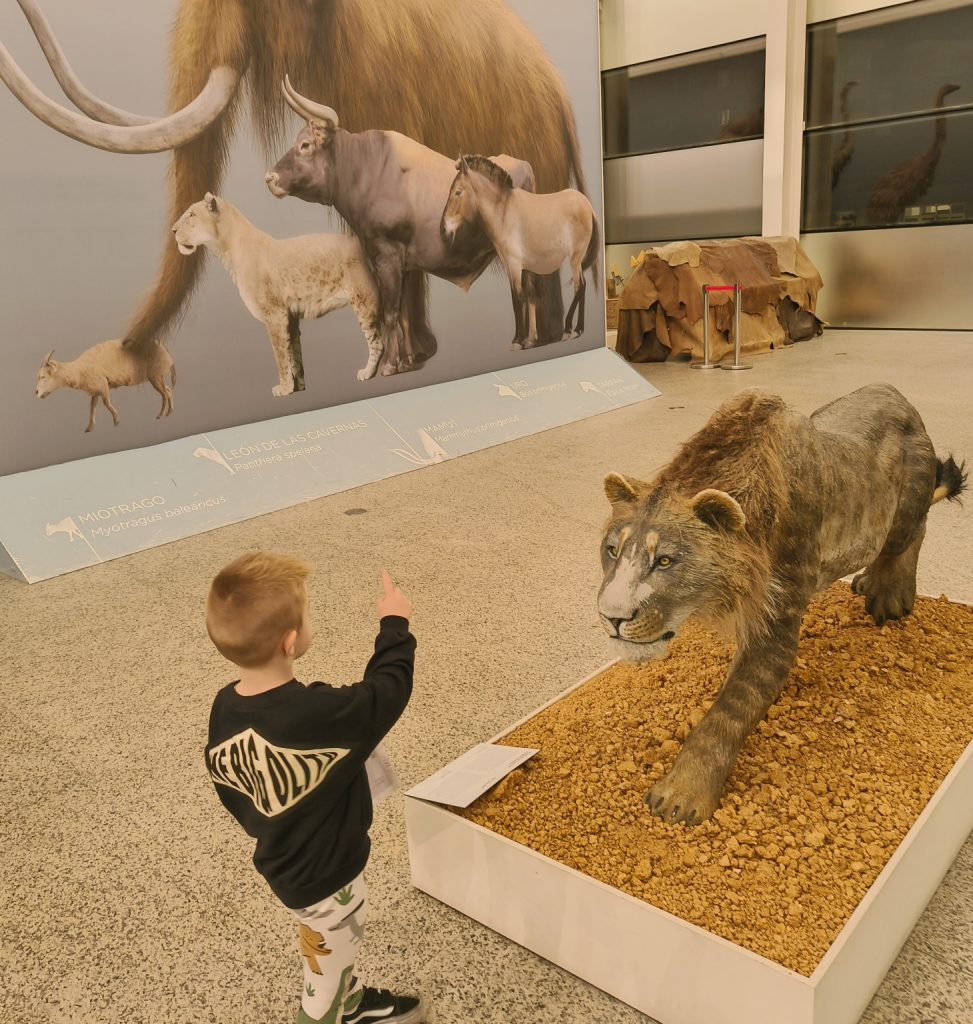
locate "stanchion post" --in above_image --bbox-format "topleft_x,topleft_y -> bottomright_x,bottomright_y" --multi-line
722,282 -> 752,371
691,284 -> 723,370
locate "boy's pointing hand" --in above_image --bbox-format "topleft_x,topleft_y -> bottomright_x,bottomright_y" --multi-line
377,569 -> 413,622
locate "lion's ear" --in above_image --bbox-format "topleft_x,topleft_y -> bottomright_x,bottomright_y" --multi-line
604,473 -> 644,508
690,489 -> 746,532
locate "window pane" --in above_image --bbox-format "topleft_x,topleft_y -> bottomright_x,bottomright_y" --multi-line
806,2 -> 973,128
802,108 -> 973,230
603,39 -> 765,158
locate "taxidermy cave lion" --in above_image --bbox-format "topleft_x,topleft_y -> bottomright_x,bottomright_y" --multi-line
598,386 -> 966,826
1,0 -> 586,372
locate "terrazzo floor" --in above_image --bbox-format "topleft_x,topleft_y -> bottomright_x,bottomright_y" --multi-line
1,329 -> 971,1024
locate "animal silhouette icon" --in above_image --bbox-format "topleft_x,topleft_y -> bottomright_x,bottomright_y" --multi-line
390,429 -> 450,467
45,517 -> 83,542
192,447 -> 234,474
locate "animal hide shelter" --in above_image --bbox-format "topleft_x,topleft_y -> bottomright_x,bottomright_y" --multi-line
614,236 -> 825,363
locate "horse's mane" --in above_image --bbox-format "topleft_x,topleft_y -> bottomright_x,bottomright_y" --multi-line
461,154 -> 513,190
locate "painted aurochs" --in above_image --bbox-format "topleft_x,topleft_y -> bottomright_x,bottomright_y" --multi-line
1,0 -> 585,368
598,385 -> 967,825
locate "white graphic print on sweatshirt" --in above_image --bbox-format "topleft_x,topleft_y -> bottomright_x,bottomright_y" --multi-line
207,727 -> 350,817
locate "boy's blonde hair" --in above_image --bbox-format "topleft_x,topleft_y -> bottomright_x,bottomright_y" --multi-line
207,551 -> 311,668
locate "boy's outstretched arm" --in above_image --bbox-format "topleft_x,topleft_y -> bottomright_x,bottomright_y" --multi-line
311,571 -> 416,751
359,571 -> 416,744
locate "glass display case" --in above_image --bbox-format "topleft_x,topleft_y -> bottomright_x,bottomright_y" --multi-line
803,0 -> 973,231
602,37 -> 766,158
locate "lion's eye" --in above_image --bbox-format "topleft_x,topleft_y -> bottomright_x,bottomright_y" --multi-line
607,542 -> 619,559
656,555 -> 672,568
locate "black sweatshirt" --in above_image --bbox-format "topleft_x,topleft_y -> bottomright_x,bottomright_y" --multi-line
204,615 -> 415,909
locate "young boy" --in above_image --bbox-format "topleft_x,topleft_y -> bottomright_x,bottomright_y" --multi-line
204,551 -> 422,1024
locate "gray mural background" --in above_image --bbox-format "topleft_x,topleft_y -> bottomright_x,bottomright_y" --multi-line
0,0 -> 604,476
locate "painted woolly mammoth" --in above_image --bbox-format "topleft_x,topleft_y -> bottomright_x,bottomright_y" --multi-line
1,0 -> 586,373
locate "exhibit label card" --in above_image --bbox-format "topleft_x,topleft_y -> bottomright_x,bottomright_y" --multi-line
365,744 -> 401,806
407,743 -> 538,808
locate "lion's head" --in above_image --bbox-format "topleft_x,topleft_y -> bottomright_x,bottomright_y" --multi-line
172,194 -> 222,255
598,472 -> 751,662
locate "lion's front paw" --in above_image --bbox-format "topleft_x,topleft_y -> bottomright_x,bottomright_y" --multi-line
868,590 -> 914,625
645,766 -> 722,826
272,382 -> 294,397
852,568 -> 916,625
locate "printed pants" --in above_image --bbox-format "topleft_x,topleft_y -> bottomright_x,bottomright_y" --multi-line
291,871 -> 367,1024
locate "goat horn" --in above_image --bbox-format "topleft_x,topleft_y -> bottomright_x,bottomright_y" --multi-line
0,40 -> 240,153
43,349 -> 54,364
14,0 -> 152,126
282,75 -> 338,129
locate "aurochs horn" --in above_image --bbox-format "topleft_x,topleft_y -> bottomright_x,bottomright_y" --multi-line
282,75 -> 338,129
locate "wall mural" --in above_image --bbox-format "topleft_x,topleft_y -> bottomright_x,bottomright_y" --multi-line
0,0 -> 604,475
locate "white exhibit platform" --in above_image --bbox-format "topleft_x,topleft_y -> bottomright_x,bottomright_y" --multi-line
406,663 -> 973,1024
0,349 -> 658,583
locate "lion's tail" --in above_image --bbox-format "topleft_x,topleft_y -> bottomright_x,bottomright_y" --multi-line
932,455 -> 967,504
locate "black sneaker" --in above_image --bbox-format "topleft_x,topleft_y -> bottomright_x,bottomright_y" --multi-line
342,986 -> 423,1024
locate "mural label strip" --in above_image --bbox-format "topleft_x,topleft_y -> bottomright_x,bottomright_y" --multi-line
0,350 -> 659,583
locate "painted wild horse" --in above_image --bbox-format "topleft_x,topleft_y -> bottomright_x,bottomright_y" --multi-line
442,156 -> 599,348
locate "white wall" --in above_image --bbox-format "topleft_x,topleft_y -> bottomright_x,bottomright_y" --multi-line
808,0 -> 917,22
600,0 -> 771,70
604,141 -> 764,242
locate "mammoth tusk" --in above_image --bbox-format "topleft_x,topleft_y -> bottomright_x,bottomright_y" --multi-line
15,0 -> 152,126
282,75 -> 338,129
0,41 -> 240,153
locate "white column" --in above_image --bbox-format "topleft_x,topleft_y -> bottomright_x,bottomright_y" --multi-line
762,0 -> 807,237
